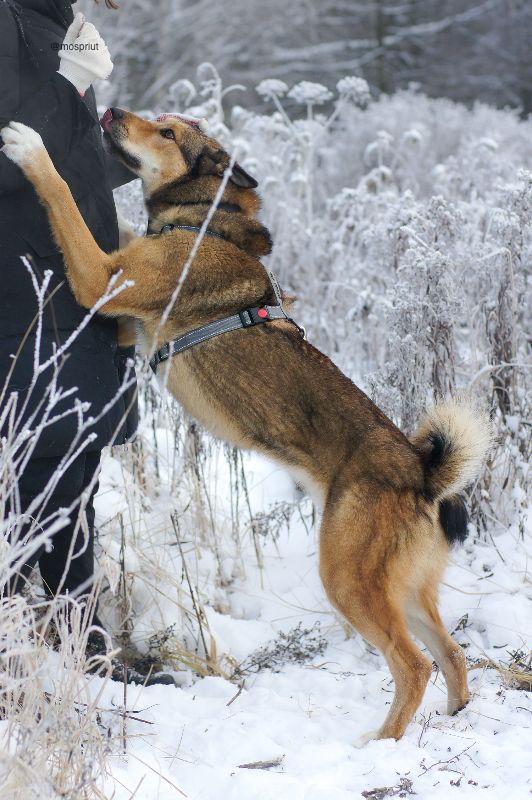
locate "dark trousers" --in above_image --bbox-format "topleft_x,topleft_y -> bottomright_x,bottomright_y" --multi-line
8,451 -> 101,611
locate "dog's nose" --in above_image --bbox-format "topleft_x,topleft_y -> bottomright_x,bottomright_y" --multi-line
100,108 -> 112,129
100,107 -> 126,131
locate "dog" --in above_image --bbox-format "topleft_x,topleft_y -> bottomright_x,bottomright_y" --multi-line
1,111 -> 491,743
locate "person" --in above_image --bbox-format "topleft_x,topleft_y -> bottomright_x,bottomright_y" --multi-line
0,0 -> 167,684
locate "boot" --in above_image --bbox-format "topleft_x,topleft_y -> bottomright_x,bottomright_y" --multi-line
86,630 -> 176,687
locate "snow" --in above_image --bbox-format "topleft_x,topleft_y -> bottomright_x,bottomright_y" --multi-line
92,450 -> 531,800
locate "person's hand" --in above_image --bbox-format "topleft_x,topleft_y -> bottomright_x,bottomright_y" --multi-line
57,12 -> 113,96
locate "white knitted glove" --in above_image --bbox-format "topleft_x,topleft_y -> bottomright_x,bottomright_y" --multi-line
57,13 -> 113,96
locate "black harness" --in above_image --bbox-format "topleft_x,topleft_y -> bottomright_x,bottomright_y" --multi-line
147,222 -> 228,240
147,223 -> 304,374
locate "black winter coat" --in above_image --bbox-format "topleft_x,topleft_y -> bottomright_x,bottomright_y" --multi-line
0,0 -> 138,458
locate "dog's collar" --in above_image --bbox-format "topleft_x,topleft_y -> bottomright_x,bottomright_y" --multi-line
146,222 -> 228,241
149,304 -> 302,373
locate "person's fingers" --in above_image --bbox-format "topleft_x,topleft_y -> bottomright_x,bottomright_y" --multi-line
77,21 -> 99,42
76,22 -> 111,58
63,12 -> 85,46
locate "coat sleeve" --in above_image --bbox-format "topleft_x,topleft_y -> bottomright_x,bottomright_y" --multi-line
102,145 -> 138,190
0,5 -> 19,124
0,6 -> 95,196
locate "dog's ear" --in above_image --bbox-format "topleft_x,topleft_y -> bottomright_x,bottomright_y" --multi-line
229,162 -> 258,189
200,146 -> 259,189
181,134 -> 258,188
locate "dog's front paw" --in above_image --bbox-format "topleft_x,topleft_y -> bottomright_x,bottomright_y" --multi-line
1,121 -> 48,173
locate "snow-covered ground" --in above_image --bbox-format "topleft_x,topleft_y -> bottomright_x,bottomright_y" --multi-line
92,442 -> 531,800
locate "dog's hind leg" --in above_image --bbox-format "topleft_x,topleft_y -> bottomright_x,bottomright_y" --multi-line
351,600 -> 432,743
407,579 -> 469,716
319,493 -> 432,743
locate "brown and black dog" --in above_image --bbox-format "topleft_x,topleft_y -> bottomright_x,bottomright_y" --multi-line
1,112 -> 491,743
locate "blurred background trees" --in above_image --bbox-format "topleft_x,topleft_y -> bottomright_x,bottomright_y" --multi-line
82,0 -> 532,113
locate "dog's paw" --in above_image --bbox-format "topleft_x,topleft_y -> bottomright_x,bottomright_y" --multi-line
448,698 -> 470,716
1,121 -> 46,170
353,729 -> 381,748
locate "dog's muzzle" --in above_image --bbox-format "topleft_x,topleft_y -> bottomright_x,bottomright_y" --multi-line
100,107 -> 125,131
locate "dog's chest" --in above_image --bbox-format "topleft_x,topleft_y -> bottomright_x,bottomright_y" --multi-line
137,324 -> 236,441
160,359 -> 247,447
157,358 -> 325,506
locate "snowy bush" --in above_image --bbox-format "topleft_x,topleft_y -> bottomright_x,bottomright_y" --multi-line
236,622 -> 327,675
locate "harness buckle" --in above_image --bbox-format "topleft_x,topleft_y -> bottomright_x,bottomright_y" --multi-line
160,342 -> 171,361
239,306 -> 270,327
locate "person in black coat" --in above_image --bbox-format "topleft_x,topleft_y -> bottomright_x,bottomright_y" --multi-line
0,0 -> 138,625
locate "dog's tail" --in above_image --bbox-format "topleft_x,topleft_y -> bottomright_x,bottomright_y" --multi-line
411,398 -> 493,545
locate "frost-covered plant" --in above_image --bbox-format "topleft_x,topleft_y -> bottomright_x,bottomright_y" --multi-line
336,76 -> 371,108
0,264 -> 137,798
369,196 -> 462,432
150,66 -> 531,529
256,79 -> 288,102
0,595 -> 113,800
236,622 -> 327,675
163,62 -> 245,147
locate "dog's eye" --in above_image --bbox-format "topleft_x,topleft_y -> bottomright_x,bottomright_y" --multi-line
160,128 -> 176,140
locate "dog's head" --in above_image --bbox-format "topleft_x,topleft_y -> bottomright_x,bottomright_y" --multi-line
100,107 -> 258,193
